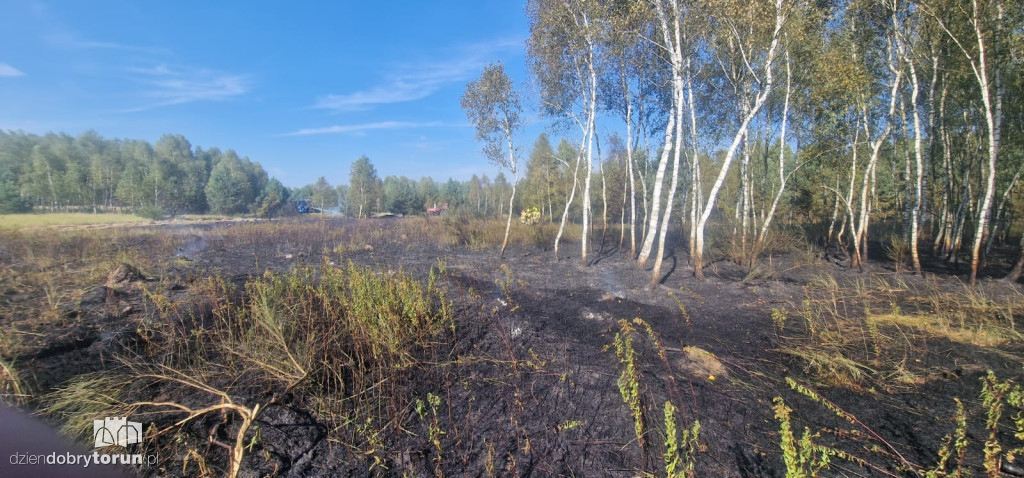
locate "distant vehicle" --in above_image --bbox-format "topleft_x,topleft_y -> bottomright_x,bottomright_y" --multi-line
292,199 -> 321,214
426,202 -> 449,217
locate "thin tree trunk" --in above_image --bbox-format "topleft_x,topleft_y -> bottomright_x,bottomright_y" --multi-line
636,110 -> 675,268
500,183 -> 516,259
1005,227 -> 1024,282
581,99 -> 595,266
620,177 -> 627,248
986,161 -> 1024,255
906,49 -> 925,274
651,66 -> 685,287
693,0 -> 784,279
554,151 -> 583,261
757,49 -> 792,246
827,172 -> 842,247
599,141 -> 608,247
622,65 -> 638,258
852,59 -> 903,271
499,122 -> 519,259
687,57 -> 702,266
639,0 -> 683,269
928,0 -> 1002,284
934,83 -> 953,255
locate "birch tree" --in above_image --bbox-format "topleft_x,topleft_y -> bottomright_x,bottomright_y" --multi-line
688,0 -> 789,279
634,0 -> 683,270
920,0 -> 1005,284
641,0 -> 691,285
461,63 -> 523,259
528,0 -> 604,264
602,1 -> 661,258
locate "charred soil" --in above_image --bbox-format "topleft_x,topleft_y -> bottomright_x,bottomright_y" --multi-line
1,217 -> 1022,477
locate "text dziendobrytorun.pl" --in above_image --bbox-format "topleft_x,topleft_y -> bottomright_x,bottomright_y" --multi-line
9,452 -> 157,467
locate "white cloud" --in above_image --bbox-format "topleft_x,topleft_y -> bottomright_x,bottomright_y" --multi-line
313,38 -> 522,111
120,64 -> 251,112
284,121 -> 463,137
0,63 -> 25,77
44,30 -> 171,55
314,85 -> 435,111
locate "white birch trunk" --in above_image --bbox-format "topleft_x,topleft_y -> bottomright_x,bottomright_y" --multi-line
499,122 -> 518,259
639,0 -> 682,269
623,68 -> 638,257
692,0 -> 785,279
554,150 -> 583,261
651,58 -> 686,286
906,55 -> 924,274
757,49 -> 792,245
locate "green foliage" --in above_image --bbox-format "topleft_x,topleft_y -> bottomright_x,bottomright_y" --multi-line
416,392 -> 446,475
0,180 -> 29,213
773,397 -> 837,477
520,133 -> 561,220
772,308 -> 788,331
255,178 -> 287,218
519,206 -> 540,225
383,175 -> 422,215
135,203 -> 164,220
311,176 -> 336,212
777,373 -> 1024,477
924,399 -> 968,478
980,371 -> 1024,475
608,318 -> 704,473
664,401 -> 700,478
882,235 -> 910,272
348,156 -> 381,217
612,319 -> 645,448
461,63 -> 522,171
557,419 -> 583,431
0,130 -> 273,215
206,152 -> 254,214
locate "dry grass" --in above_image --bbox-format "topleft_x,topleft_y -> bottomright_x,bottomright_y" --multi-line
716,223 -> 816,268
779,346 -> 877,390
867,312 -> 1021,348
778,273 -> 1024,391
0,213 -> 149,230
0,359 -> 26,406
0,227 -> 168,302
43,259 -> 454,476
440,215 -> 581,250
882,235 -> 910,272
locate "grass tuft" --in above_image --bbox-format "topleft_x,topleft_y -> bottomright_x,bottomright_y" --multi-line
43,259 -> 454,476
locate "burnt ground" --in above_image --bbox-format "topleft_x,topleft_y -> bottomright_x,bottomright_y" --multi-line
2,216 -> 1023,477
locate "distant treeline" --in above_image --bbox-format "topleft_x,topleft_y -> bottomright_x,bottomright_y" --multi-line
0,130 -> 287,217
294,155 -> 515,218
0,129 -> 524,219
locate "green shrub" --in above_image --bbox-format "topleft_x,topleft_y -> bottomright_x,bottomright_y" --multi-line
135,204 -> 164,220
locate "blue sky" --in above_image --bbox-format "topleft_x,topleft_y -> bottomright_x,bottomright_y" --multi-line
0,1 -> 538,187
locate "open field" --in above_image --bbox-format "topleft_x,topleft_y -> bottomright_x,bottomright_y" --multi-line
0,213 -> 151,230
0,213 -> 247,232
1,216 -> 1022,477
